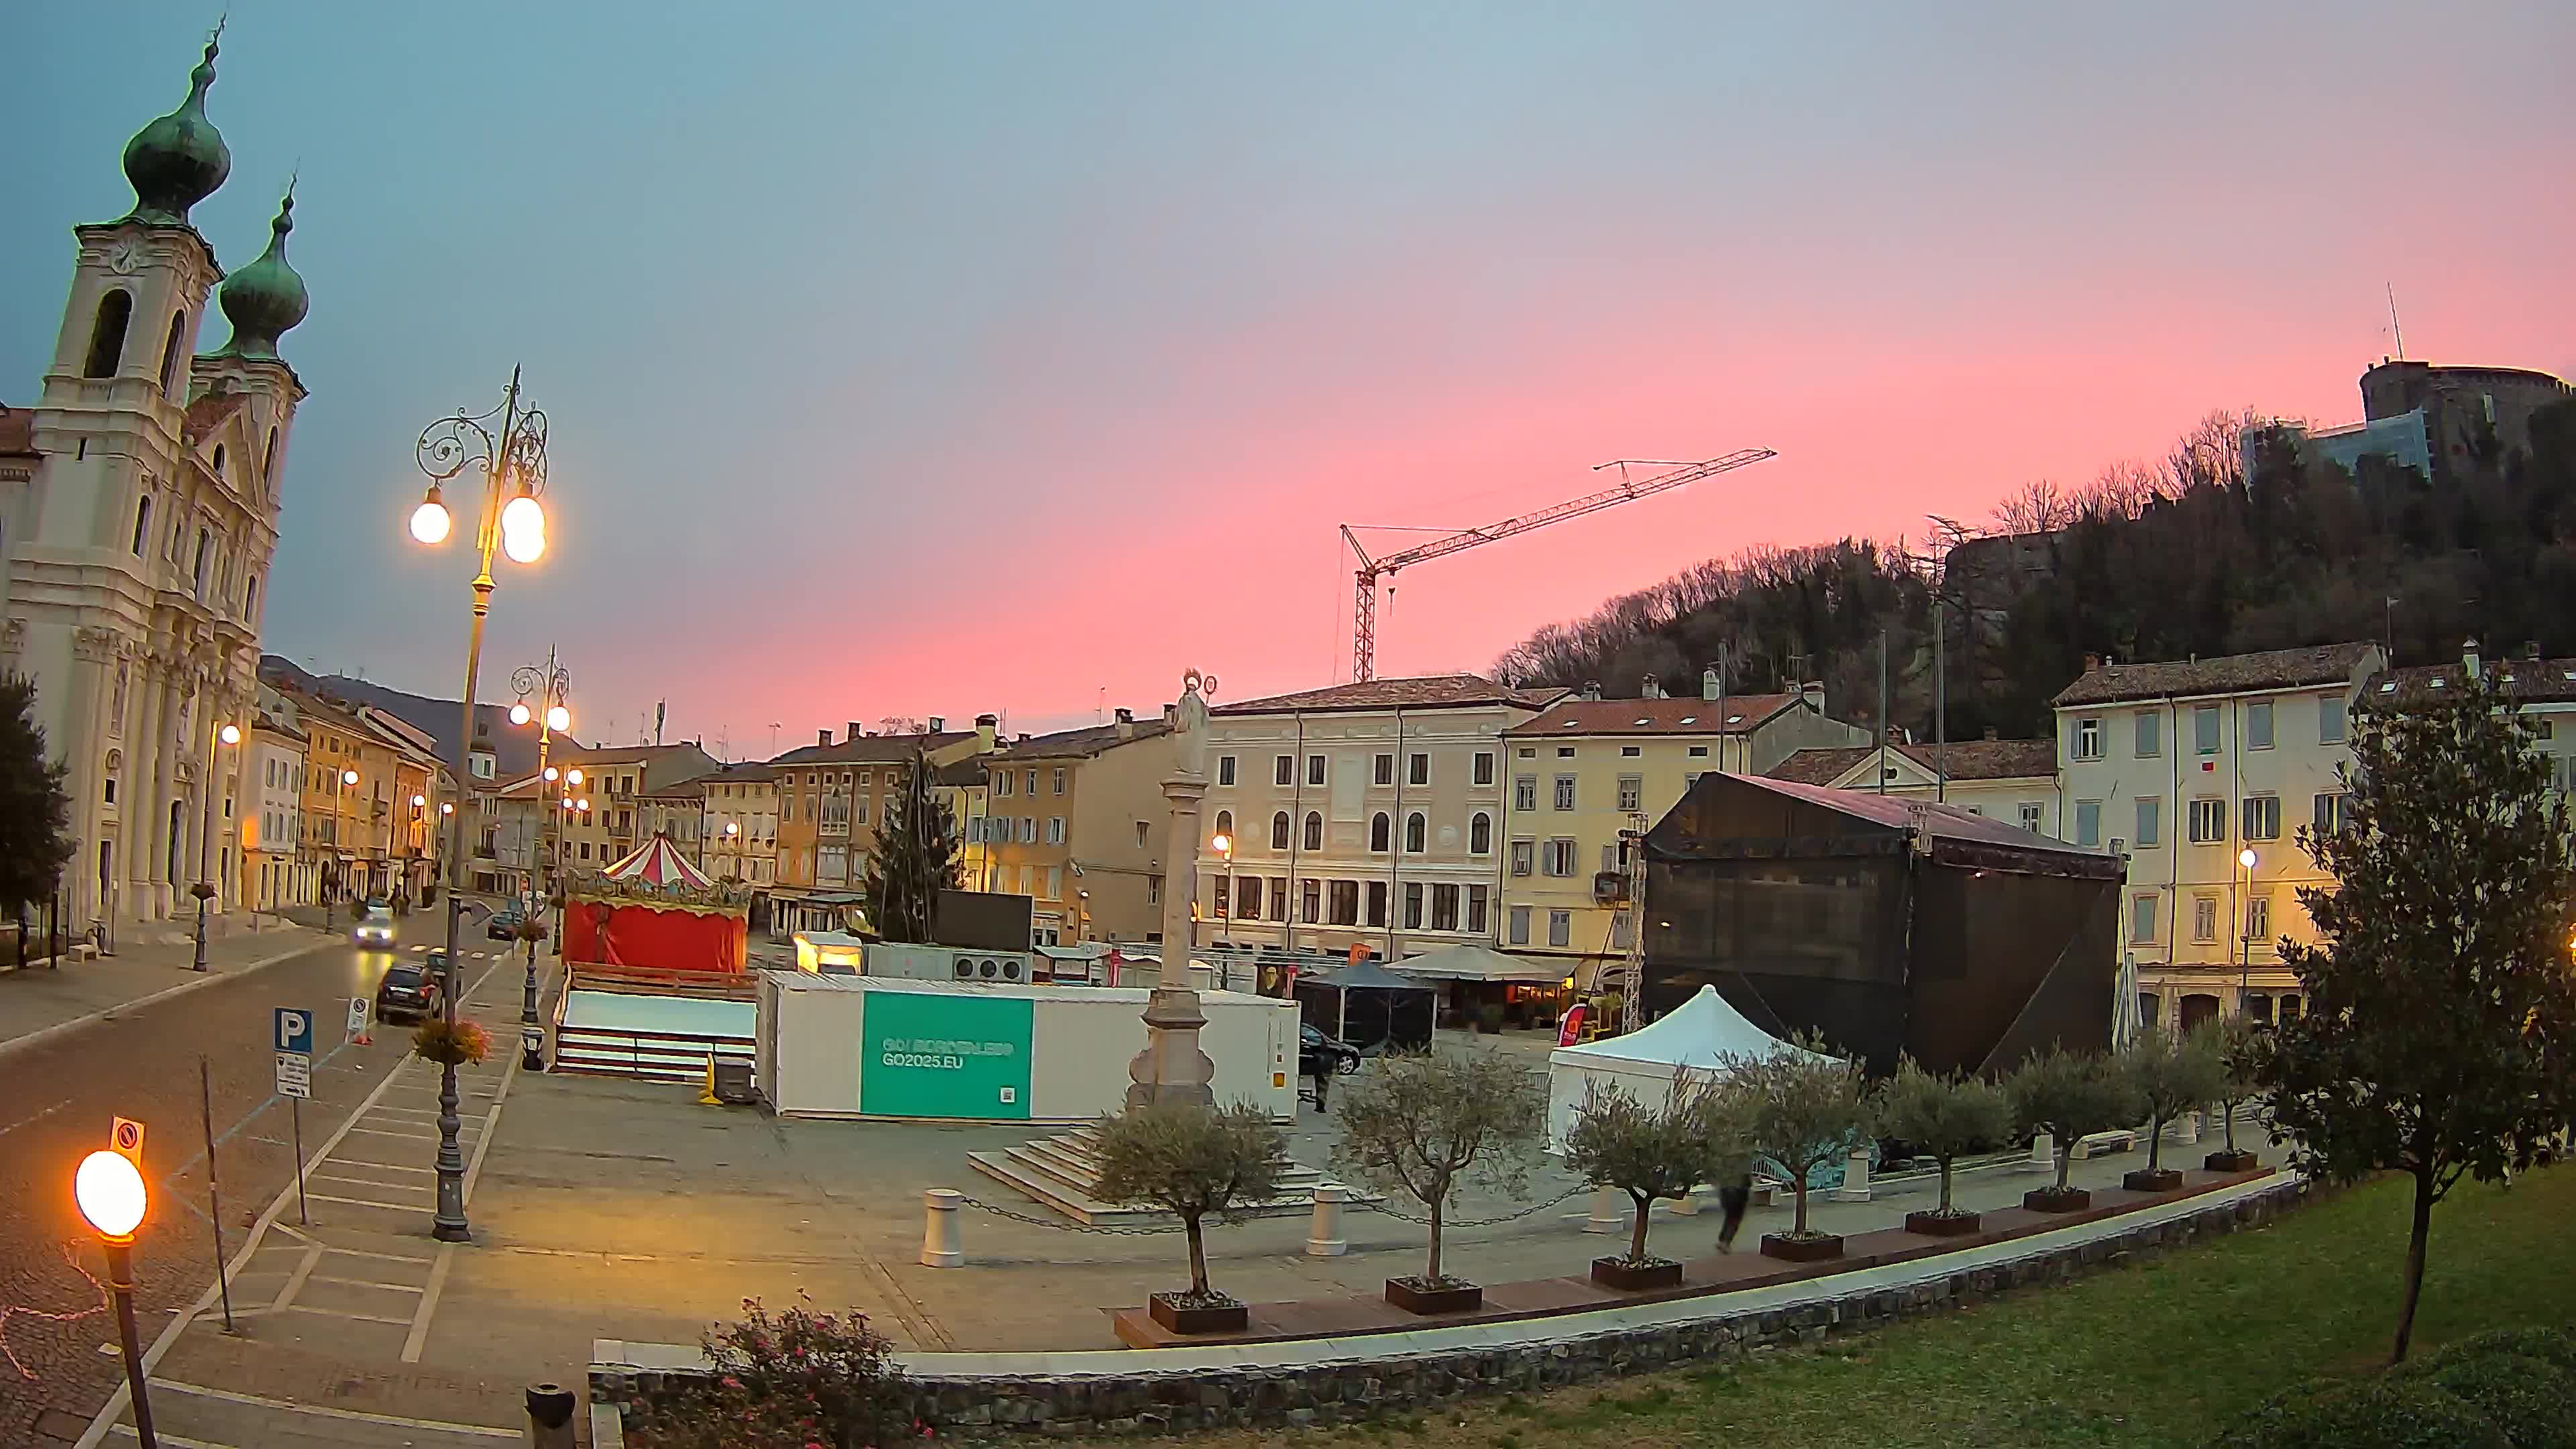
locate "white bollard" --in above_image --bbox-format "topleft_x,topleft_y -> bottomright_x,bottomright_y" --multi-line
2168,1110 -> 2200,1145
1305,1183 -> 1348,1256
1668,1185 -> 1701,1216
920,1188 -> 964,1268
1583,1185 -> 1627,1234
1830,1146 -> 1873,1203
2024,1131 -> 2057,1173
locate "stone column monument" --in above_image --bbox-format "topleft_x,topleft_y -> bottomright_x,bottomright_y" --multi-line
1126,669 -> 1217,1110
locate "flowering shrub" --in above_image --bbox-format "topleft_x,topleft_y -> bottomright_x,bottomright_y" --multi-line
410,1018 -> 490,1066
635,1296 -> 916,1449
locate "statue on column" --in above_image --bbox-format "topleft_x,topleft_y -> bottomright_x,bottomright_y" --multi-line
1125,668 -> 1218,1110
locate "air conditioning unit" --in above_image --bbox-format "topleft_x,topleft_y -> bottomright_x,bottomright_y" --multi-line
950,951 -> 1028,983
866,942 -> 1031,984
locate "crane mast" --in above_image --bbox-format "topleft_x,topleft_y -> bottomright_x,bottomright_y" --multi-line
1344,449 -> 1777,681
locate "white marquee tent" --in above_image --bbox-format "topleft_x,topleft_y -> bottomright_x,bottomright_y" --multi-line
1546,984 -> 1835,1150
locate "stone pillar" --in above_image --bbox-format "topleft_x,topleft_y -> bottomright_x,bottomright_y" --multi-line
1305,1183 -> 1348,1256
920,1188 -> 963,1268
1126,674 -> 1216,1111
1830,1146 -> 1873,1203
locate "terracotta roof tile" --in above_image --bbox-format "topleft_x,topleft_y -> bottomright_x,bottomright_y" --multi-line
2051,643 -> 2381,707
2373,657 -> 2576,706
1214,674 -> 1559,716
991,719 -> 1171,761
1768,739 -> 2056,786
767,731 -> 975,766
1505,694 -> 1800,738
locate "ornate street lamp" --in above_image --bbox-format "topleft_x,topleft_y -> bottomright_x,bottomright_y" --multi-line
509,650 -> 572,1069
410,368 -> 550,1243
192,722 -> 241,971
76,1150 -> 156,1447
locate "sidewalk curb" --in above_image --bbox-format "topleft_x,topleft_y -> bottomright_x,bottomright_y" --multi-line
0,928 -> 336,1065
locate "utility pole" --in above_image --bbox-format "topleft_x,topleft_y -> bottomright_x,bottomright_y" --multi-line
1876,629 -> 1890,794
1933,597 -> 1947,802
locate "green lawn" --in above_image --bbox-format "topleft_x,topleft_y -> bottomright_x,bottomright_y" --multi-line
1097,1166 -> 2576,1449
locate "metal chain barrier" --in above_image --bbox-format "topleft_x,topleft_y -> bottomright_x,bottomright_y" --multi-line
1350,1183 -> 1588,1229
953,1195 -> 1195,1236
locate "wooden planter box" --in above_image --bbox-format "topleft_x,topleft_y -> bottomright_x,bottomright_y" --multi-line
1760,1232 -> 1845,1263
1147,1293 -> 1248,1336
1384,1277 -> 1483,1315
2204,1149 -> 2261,1173
1904,1209 -> 1982,1237
2023,1186 -> 2092,1214
1590,1256 -> 1684,1291
2123,1167 -> 2185,1193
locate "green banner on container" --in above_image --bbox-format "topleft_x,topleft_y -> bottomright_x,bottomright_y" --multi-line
859,991 -> 1034,1120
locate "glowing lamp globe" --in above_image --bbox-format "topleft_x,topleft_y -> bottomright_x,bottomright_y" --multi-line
2239,848 -> 2258,870
441,802 -> 454,815
75,1150 -> 147,1239
576,797 -> 590,812
412,794 -> 426,808
509,702 -> 533,727
1210,833 -> 1232,855
545,705 -> 570,733
498,494 -> 546,564
566,769 -> 584,786
409,496 -> 453,545
543,766 -> 559,782
218,724 -> 241,745
500,523 -> 545,565
342,769 -> 359,786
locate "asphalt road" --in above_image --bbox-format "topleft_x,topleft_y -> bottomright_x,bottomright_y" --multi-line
0,901 -> 525,1445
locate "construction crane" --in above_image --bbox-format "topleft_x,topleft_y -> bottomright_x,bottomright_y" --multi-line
1340,449 -> 1777,681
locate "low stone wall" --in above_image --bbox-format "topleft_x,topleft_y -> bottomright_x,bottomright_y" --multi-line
596,1178 -> 2308,1441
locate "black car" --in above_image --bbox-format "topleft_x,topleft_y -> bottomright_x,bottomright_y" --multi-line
1299,1024 -> 1362,1079
374,961 -> 444,1023
487,906 -> 525,941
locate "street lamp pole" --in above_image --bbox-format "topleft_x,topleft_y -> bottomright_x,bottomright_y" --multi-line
2238,846 -> 2257,1014
511,652 -> 571,1071
193,722 -> 241,971
76,1150 -> 156,1448
412,368 -> 550,1243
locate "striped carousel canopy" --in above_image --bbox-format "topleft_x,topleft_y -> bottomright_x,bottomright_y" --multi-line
598,833 -> 714,891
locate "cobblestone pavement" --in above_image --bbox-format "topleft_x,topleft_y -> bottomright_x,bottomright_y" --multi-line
0,898 -> 535,1446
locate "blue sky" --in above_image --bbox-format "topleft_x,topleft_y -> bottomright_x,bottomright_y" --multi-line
9,2 -> 2573,753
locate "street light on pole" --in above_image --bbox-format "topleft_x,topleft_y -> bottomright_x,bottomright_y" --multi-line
411,368 -> 551,1243
192,722 -> 241,972
76,1150 -> 156,1448
2238,846 -> 2259,1014
510,651 -> 572,1071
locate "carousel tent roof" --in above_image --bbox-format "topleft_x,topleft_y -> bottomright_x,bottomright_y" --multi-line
599,833 -> 714,890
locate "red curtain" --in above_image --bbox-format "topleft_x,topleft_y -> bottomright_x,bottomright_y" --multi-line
564,901 -> 747,974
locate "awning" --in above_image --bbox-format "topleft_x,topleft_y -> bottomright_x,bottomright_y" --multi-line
1390,943 -> 1567,983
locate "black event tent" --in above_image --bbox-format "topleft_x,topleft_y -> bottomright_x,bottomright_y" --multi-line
1642,772 -> 2123,1077
1294,960 -> 1436,1055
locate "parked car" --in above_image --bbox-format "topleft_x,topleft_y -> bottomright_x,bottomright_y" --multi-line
1299,1024 -> 1362,1079
374,961 -> 443,1022
487,906 -> 527,941
350,904 -> 394,948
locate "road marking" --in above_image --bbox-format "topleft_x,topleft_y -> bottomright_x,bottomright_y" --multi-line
402,1245 -> 455,1362
146,1378 -> 519,1437
0,1097 -> 72,1137
315,1161 -> 435,1177
280,1303 -> 413,1326
110,1426 -> 240,1449
310,1274 -> 425,1295
343,1126 -> 445,1141
323,1244 -> 434,1266
308,1193 -> 432,1212
272,1246 -> 322,1311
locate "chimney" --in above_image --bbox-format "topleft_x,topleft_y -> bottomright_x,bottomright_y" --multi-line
1702,667 -> 1721,702
818,727 -> 833,747
1582,680 -> 1603,702
975,712 -> 998,752
847,720 -> 864,743
2083,653 -> 2101,674
1114,707 -> 1135,740
2463,638 -> 2481,680
1642,673 -> 1663,699
1984,726 -> 2000,741
1016,733 -> 1032,745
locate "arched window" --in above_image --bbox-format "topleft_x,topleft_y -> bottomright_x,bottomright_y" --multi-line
85,290 -> 133,378
1212,810 -> 1232,847
1470,811 -> 1493,855
1302,811 -> 1322,851
130,495 -> 152,555
1270,811 -> 1290,850
1370,812 -> 1391,853
193,527 -> 212,596
262,427 -> 278,481
158,311 -> 186,393
211,443 -> 226,478
243,573 -> 260,620
1405,812 -> 1427,853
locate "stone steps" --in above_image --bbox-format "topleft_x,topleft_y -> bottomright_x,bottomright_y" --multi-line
966,1125 -> 1349,1227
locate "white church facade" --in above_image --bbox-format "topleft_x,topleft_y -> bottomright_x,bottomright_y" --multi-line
0,28 -> 311,936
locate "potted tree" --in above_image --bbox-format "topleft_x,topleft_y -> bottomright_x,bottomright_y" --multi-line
2121,1025 -> 2226,1192
1332,1049 -> 1546,1314
1723,1034 -> 1872,1263
2202,1016 -> 2267,1173
1876,1057 -> 2013,1237
1561,1073 -> 1747,1289
2006,1046 -> 2143,1213
1092,1100 -> 1287,1334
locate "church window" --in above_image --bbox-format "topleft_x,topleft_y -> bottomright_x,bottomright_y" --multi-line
158,311 -> 186,393
211,444 -> 225,478
193,528 -> 212,597
85,290 -> 132,378
244,573 -> 260,619
130,496 -> 152,555
262,428 -> 277,480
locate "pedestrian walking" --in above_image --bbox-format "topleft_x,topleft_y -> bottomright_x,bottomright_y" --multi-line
1715,1169 -> 1752,1252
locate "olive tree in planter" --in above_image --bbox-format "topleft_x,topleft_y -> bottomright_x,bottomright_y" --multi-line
1560,1072 -> 1748,1289
2006,1045 -> 2143,1212
1332,1049 -> 1546,1314
1721,1034 -> 1871,1263
2120,1025 -> 2227,1192
1876,1057 -> 2013,1237
2201,1016 -> 2267,1173
1092,1099 -> 1287,1334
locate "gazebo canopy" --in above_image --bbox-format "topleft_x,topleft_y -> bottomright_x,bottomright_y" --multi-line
1391,943 -> 1564,983
599,834 -> 714,891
